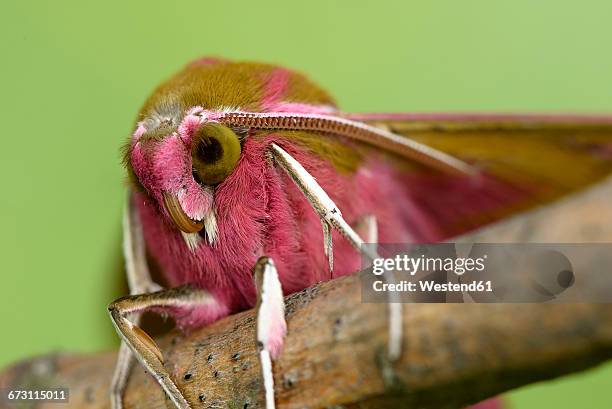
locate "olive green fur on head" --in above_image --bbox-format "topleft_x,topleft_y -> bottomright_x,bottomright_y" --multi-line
121,59 -> 366,193
139,60 -> 336,120
260,130 -> 364,174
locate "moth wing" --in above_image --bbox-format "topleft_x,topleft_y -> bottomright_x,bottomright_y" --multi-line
346,112 -> 612,240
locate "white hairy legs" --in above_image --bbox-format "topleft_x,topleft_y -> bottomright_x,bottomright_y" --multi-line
269,143 -> 402,361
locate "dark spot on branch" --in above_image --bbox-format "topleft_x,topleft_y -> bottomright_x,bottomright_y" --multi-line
333,316 -> 343,339
282,374 -> 296,389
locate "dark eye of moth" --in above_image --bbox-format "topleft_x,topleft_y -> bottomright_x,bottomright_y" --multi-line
191,122 -> 241,185
195,137 -> 224,164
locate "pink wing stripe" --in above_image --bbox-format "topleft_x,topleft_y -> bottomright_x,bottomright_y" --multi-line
467,397 -> 504,409
346,112 -> 612,124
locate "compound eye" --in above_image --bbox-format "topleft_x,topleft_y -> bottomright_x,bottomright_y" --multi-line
191,123 -> 241,185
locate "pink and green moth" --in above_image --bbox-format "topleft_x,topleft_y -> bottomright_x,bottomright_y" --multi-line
109,56 -> 612,409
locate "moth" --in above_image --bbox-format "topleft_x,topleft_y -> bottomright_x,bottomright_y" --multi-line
109,57 -> 612,409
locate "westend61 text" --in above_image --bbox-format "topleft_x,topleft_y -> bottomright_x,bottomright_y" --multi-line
373,280 -> 493,293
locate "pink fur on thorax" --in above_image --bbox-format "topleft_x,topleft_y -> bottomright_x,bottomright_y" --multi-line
137,127 -> 525,331
137,134 -> 412,328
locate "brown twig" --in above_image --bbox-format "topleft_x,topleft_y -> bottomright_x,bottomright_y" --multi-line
2,178 -> 612,409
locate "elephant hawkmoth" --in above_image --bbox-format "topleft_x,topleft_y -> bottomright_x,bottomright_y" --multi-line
109,57 -> 612,409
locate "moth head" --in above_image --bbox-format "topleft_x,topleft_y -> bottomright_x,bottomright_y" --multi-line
123,58 -> 339,240
124,107 -> 242,237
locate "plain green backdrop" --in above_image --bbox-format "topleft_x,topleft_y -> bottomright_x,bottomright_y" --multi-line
1,1 -> 611,407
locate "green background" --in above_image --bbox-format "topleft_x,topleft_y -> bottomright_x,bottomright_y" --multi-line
1,1 -> 611,407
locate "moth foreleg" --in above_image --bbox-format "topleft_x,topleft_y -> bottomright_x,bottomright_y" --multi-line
111,192 -> 163,409
108,285 -> 221,409
253,256 -> 286,409
352,214 -> 378,244
111,343 -> 136,409
269,143 -> 377,265
270,144 -> 402,361
122,190 -> 162,294
352,214 -> 401,360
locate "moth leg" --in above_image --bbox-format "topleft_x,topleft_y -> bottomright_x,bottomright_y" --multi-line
269,143 -> 377,265
109,285 -> 220,409
111,192 -> 163,409
321,219 -> 333,272
352,214 -> 378,244
270,144 -> 402,361
122,190 -> 163,294
111,344 -> 134,409
351,214 -> 401,360
253,256 -> 286,409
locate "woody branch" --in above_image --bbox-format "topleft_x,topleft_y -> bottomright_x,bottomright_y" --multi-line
2,177 -> 612,409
